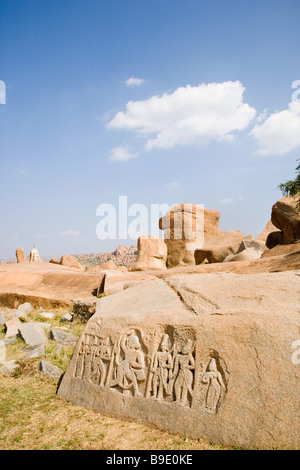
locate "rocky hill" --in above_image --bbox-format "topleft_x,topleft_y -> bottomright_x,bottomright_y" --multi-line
73,245 -> 137,269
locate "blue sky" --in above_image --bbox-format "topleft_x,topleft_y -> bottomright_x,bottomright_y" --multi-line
0,0 -> 300,259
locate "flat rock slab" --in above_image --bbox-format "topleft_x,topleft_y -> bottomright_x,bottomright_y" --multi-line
18,323 -> 48,346
5,318 -> 22,338
39,360 -> 63,380
39,311 -> 56,320
0,360 -> 19,375
49,328 -> 77,345
58,273 -> 300,450
0,313 -> 7,325
22,345 -> 45,361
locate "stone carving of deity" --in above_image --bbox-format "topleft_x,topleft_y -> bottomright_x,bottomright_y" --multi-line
202,358 -> 226,414
172,339 -> 195,407
89,336 -> 111,386
110,329 -> 146,397
150,334 -> 173,400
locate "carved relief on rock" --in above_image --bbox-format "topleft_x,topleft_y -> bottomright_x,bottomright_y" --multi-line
109,329 -> 147,397
147,333 -> 174,401
202,357 -> 227,414
172,339 -> 195,407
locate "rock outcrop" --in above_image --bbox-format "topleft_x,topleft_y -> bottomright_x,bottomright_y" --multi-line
159,204 -> 212,268
256,220 -> 280,243
16,247 -> 26,263
60,255 -> 84,271
58,271 -> 300,450
270,195 -> 300,245
134,235 -> 167,271
195,232 -> 249,264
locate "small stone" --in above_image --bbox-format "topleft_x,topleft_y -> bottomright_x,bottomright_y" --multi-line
22,345 -> 45,361
60,313 -> 73,323
0,360 -> 19,376
38,360 -> 63,380
39,311 -> 56,320
2,336 -> 17,345
18,323 -> 48,346
17,303 -> 33,316
5,318 -> 22,338
49,328 -> 77,345
13,310 -> 28,320
0,312 -> 7,325
33,322 -> 51,332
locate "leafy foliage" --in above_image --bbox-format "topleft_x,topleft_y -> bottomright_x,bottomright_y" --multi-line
278,160 -> 300,210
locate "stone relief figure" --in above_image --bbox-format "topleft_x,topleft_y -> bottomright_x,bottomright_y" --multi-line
172,339 -> 195,407
150,334 -> 173,401
202,357 -> 226,414
75,334 -> 92,379
110,329 -> 146,397
89,336 -> 111,386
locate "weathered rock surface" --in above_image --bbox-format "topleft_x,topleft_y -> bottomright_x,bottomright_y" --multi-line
195,232 -> 250,264
22,345 -> 45,361
271,195 -> 300,245
266,230 -> 284,249
0,360 -> 19,376
0,262 -> 105,309
16,247 -> 26,263
224,239 -> 265,263
58,272 -> 300,450
60,255 -> 84,271
159,204 -> 207,268
49,327 -> 77,345
5,318 -> 22,339
0,312 -> 7,325
73,298 -> 97,323
134,235 -> 167,271
39,360 -> 63,380
18,323 -> 48,346
256,220 -> 280,243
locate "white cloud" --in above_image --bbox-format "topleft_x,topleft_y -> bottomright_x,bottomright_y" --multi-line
165,182 -> 179,189
219,198 -> 234,204
125,77 -> 144,87
109,146 -> 137,162
0,80 -> 6,104
107,81 -> 256,150
61,230 -> 80,237
251,101 -> 300,156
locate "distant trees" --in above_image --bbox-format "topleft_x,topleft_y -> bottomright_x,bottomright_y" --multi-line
279,160 -> 300,210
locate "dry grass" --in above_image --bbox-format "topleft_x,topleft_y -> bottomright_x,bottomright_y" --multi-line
0,368 -> 229,450
0,307 -> 231,450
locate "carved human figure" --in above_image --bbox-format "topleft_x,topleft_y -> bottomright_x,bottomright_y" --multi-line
150,334 -> 173,400
110,330 -> 146,397
75,334 -> 91,379
172,340 -> 195,407
89,336 -> 111,386
202,358 -> 226,414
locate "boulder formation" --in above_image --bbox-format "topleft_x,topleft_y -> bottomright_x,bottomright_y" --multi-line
256,220 -> 280,244
16,247 -> 26,263
58,271 -> 300,450
268,195 -> 300,246
53,255 -> 85,271
134,235 -> 167,271
159,204 -> 252,267
159,204 -> 212,268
